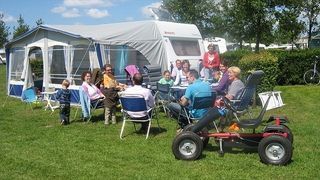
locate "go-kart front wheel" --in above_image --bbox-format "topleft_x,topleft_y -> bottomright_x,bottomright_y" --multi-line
183,124 -> 210,148
172,131 -> 203,160
258,135 -> 292,165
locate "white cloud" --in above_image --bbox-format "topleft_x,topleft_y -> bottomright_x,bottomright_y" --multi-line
86,8 -> 109,18
51,6 -> 66,13
62,8 -> 81,18
63,0 -> 113,7
0,11 -> 16,23
141,2 -> 162,18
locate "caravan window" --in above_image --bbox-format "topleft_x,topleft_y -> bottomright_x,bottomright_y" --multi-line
50,46 -> 67,84
170,39 -> 201,56
10,47 -> 25,81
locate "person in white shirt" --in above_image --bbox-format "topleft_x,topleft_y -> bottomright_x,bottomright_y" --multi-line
174,60 -> 190,86
171,59 -> 182,79
120,73 -> 155,131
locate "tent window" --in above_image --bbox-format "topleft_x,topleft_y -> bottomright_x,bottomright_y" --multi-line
170,39 -> 201,56
10,47 -> 25,81
109,45 -> 149,77
50,46 -> 67,84
72,44 -> 91,85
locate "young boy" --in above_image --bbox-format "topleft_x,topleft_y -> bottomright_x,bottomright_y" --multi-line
56,79 -> 71,125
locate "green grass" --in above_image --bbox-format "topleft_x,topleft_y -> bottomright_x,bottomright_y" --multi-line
0,65 -> 320,179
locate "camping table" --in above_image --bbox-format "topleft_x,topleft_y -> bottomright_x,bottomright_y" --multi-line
170,85 -> 188,100
41,90 -> 59,112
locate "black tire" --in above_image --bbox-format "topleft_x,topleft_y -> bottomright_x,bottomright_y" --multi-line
183,124 -> 210,148
265,125 -> 293,144
258,135 -> 292,165
303,69 -> 320,85
282,125 -> 293,144
172,131 -> 203,160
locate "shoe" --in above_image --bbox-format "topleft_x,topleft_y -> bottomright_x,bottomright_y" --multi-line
104,120 -> 110,125
61,120 -> 65,125
176,128 -> 183,134
228,123 -> 240,131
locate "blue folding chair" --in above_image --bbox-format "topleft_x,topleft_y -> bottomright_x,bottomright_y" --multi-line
77,86 -> 104,122
119,94 -> 159,139
21,86 -> 41,110
229,70 -> 265,122
182,91 -> 216,124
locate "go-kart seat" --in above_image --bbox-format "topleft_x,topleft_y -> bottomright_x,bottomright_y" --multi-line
236,92 -> 272,129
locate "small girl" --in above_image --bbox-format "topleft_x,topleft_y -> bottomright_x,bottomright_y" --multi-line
158,70 -> 174,86
56,79 -> 71,125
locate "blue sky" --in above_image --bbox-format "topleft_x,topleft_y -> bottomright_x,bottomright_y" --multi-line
0,0 -> 162,32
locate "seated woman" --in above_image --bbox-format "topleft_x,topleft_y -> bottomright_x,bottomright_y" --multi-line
158,70 -> 174,86
212,60 -> 230,96
225,66 -> 244,100
174,60 -> 191,86
81,71 -> 105,106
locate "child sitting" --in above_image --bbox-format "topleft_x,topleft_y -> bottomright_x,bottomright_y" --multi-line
158,70 -> 174,86
56,79 -> 71,125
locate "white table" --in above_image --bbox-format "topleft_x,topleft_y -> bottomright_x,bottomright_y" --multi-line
41,90 -> 59,112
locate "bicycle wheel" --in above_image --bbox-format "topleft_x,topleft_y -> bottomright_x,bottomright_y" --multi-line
303,70 -> 320,85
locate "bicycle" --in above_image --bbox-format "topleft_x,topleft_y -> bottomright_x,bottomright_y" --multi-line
303,56 -> 320,85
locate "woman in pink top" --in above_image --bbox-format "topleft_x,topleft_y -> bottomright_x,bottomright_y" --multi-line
202,44 -> 220,79
81,71 -> 105,103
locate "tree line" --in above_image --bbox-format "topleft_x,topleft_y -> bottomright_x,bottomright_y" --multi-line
1,0 -> 320,51
0,13 -> 43,48
162,0 -> 320,51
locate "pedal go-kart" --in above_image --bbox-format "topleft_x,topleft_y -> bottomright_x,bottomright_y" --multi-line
172,93 -> 293,165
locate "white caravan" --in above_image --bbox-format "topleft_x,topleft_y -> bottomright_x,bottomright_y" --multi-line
203,37 -> 227,54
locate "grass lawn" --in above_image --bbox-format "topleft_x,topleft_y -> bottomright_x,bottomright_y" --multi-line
0,65 -> 319,179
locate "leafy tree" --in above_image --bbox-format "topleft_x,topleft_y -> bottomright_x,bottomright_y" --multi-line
36,18 -> 44,26
274,1 -> 304,47
13,14 -> 29,39
301,0 -> 320,48
162,0 -> 219,37
0,13 -> 10,48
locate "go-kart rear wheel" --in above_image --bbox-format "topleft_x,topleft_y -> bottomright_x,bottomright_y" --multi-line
183,124 -> 210,148
282,125 -> 293,144
172,131 -> 203,160
258,135 -> 292,165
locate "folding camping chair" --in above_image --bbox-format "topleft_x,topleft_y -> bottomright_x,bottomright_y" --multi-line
181,91 -> 216,124
143,65 -> 162,91
21,86 -> 42,111
227,70 -> 265,122
154,82 -> 175,116
76,86 -> 104,122
124,65 -> 140,85
119,94 -> 160,139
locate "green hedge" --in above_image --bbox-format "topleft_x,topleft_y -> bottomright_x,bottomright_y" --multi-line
239,51 -> 279,93
221,49 -> 320,86
221,50 -> 252,67
269,49 -> 320,85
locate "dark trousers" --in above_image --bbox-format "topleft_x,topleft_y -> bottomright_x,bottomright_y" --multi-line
60,103 -> 70,123
167,102 -> 191,128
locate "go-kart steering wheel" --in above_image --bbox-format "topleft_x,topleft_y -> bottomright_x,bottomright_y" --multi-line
222,96 -> 236,112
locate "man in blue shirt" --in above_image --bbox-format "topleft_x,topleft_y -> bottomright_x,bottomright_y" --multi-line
167,69 -> 213,130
